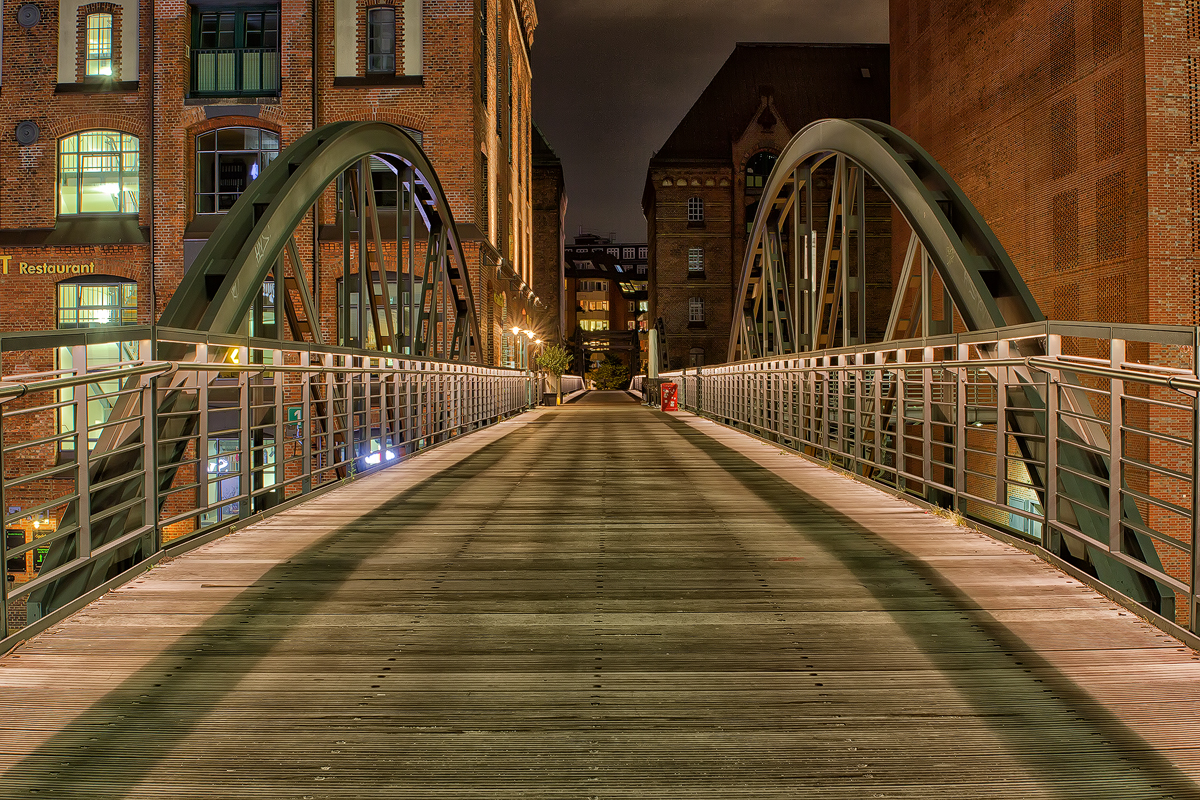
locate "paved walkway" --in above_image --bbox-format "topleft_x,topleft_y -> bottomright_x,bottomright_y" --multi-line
3,391 -> 1200,798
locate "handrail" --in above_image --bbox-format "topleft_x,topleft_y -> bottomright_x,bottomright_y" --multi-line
0,362 -> 175,403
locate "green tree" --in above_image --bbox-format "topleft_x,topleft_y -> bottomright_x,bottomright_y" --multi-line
536,344 -> 574,404
587,354 -> 630,391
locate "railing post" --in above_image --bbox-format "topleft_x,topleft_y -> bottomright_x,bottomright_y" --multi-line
238,345 -> 251,521
142,337 -> 160,553
1192,325 -> 1200,634
955,341 -> 968,513
1108,337 -> 1125,555
301,350 -> 312,494
923,346 -> 933,492
1,401 -> 8,640
995,338 -> 1010,510
73,343 -> 92,558
1044,331 -> 1060,551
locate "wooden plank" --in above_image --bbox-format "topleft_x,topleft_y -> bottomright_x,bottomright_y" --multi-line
0,392 -> 1197,798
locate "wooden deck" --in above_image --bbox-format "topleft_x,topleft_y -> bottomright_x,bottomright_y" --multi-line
3,390 -> 1200,798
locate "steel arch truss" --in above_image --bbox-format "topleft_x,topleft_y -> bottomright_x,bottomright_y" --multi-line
730,119 -> 1043,362
162,122 -> 481,362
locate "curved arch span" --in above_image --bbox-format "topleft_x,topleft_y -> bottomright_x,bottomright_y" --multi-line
730,118 -> 1042,361
162,121 -> 480,362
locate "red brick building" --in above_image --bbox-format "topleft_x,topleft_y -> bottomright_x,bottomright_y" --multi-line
0,0 -> 539,594
531,122 -> 565,344
0,0 -> 538,358
642,43 -> 890,370
889,0 -> 1191,328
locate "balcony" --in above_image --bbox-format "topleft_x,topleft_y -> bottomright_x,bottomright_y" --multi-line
191,47 -> 279,97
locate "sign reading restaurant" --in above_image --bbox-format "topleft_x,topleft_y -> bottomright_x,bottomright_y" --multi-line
0,255 -> 97,275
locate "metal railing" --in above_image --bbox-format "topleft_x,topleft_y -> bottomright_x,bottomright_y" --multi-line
661,320 -> 1200,639
191,47 -> 279,96
0,325 -> 533,643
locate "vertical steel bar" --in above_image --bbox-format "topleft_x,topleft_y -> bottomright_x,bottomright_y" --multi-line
955,341 -> 968,512
238,347 -> 251,520
1192,325 -> 1200,633
73,344 -> 92,558
0,396 -> 8,640
856,167 -> 867,346
1109,337 -> 1125,554
1045,331 -> 1060,551
922,346 -> 933,491
995,338 -> 1010,508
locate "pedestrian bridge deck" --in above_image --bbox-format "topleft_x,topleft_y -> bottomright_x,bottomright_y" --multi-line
3,392 -> 1200,798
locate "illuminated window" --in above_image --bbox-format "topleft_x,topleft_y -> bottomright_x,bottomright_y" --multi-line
367,7 -> 395,74
56,276 -> 139,453
688,247 -> 704,274
57,279 -> 138,328
86,13 -> 113,77
58,131 -> 139,215
745,151 -> 777,189
687,196 -> 704,222
192,8 -> 280,96
195,127 -> 280,213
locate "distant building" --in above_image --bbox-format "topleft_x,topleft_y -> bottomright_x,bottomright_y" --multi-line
564,234 -> 648,375
643,43 -> 890,369
531,124 -> 567,345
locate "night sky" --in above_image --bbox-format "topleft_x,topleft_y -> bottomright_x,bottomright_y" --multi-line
530,0 -> 889,243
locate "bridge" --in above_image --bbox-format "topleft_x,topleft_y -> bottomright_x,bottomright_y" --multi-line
4,120 -> 1200,796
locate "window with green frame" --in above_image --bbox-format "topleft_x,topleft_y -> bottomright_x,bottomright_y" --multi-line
191,6 -> 280,96
85,13 -> 114,77
56,277 -> 140,454
58,131 -> 140,215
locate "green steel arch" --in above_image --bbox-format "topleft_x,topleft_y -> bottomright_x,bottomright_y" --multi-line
161,121 -> 481,361
728,118 -> 1171,619
730,118 -> 1043,361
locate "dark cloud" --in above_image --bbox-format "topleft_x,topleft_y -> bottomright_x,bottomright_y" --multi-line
530,0 -> 888,242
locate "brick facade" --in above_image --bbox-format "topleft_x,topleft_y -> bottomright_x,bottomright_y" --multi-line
0,0 -> 537,589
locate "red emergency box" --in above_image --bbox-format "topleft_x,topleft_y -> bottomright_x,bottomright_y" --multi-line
661,382 -> 678,411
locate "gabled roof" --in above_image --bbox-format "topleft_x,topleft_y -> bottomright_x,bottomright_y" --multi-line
532,123 -> 561,168
651,43 -> 890,164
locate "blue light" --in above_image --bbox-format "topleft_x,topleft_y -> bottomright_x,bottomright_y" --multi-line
249,162 -> 260,181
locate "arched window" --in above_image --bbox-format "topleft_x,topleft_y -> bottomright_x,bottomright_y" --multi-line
687,196 -> 704,222
745,151 -> 778,234
745,151 -> 778,189
196,127 -> 281,212
57,131 -> 139,215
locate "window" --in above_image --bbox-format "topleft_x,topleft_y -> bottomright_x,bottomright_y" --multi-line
57,279 -> 137,328
639,300 -> 648,312
687,196 -> 704,222
638,247 -> 647,258
58,131 -> 139,215
607,247 -> 619,256
688,247 -> 704,274
623,247 -> 635,259
689,296 -> 705,323
745,151 -> 778,189
366,7 -> 396,74
481,152 -> 490,235
56,276 -> 139,453
689,347 -> 705,367
580,320 -> 609,332
628,300 -> 636,313
196,126 -> 280,212
195,127 -> 280,213
192,8 -> 280,96
86,13 -> 113,77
